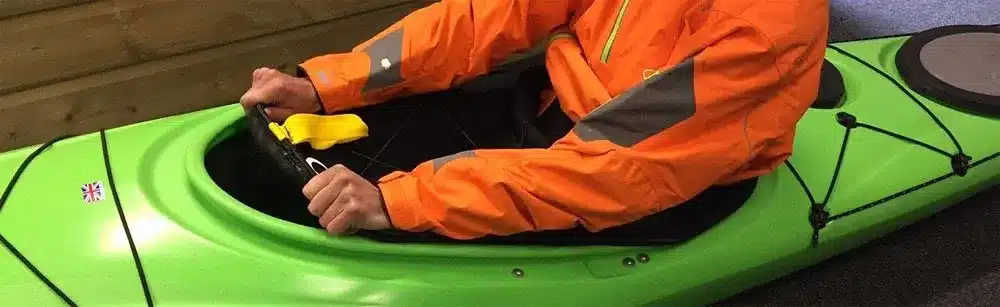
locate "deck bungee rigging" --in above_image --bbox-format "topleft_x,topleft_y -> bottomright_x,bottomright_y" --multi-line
0,135 -> 77,306
785,36 -> 1000,248
786,43 -> 975,248
0,132 -> 155,307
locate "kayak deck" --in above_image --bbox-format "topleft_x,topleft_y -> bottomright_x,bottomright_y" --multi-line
0,28 -> 998,306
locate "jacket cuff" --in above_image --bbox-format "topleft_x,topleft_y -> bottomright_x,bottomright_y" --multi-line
377,172 -> 430,232
295,66 -> 327,115
296,52 -> 370,113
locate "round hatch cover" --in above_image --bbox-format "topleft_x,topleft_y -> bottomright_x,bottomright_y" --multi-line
896,25 -> 1000,117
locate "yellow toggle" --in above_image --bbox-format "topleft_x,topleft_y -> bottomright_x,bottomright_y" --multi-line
267,113 -> 368,150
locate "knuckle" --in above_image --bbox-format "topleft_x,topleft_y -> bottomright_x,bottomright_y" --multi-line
346,202 -> 363,214
307,205 -> 321,216
239,91 -> 256,104
302,185 -> 317,199
342,184 -> 355,194
277,78 -> 295,92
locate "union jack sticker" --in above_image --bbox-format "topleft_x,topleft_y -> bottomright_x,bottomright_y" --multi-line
82,181 -> 105,203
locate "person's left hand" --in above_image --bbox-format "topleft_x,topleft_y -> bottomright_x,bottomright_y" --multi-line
303,164 -> 392,235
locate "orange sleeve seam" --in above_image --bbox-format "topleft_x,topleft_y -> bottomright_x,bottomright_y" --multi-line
707,9 -> 784,82
499,146 -> 663,215
378,175 -> 423,231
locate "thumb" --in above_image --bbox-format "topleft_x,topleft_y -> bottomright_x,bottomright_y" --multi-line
264,106 -> 296,122
240,77 -> 283,108
240,88 -> 268,108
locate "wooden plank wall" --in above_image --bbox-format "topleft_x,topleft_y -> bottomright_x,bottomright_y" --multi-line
0,0 -> 430,151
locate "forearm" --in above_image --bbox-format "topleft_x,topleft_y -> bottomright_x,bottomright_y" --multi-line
375,147 -> 673,239
297,0 -> 578,113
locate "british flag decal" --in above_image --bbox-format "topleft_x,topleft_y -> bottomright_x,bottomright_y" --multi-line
82,181 -> 105,203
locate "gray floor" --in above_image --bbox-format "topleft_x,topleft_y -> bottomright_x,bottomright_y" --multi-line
828,0 -> 999,42
719,187 -> 1000,306
720,1 -> 999,306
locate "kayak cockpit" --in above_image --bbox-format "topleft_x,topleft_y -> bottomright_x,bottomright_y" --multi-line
193,56 -> 768,247
204,128 -> 757,246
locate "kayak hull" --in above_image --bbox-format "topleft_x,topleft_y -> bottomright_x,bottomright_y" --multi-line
2,28 -> 999,306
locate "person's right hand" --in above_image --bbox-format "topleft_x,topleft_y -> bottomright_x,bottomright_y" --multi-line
239,67 -> 324,122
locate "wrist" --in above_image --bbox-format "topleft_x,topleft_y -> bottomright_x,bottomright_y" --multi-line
375,186 -> 395,230
294,66 -> 326,115
297,77 -> 325,115
311,92 -> 325,115
377,174 -> 431,232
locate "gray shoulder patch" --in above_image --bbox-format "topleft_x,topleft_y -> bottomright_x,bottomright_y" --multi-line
432,150 -> 476,173
362,28 -> 404,93
573,58 -> 697,147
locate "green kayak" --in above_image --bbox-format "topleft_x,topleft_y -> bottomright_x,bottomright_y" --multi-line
2,25 -> 999,306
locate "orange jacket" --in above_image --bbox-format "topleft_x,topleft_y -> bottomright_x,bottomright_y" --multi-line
298,0 -> 829,239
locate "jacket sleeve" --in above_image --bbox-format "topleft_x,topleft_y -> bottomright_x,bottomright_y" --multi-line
375,10 -> 829,239
297,0 -> 580,113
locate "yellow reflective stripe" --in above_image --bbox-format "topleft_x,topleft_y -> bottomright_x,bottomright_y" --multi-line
268,113 -> 369,150
548,32 -> 574,44
600,0 -> 631,63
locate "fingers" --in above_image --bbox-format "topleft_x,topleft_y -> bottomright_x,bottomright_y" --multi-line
241,66 -> 321,121
307,175 -> 348,217
264,106 -> 296,122
241,77 -> 283,107
318,192 -> 350,227
324,206 -> 357,235
302,164 -> 347,199
254,67 -> 280,83
243,68 -> 266,107
240,68 -> 284,108
252,68 -> 264,83
299,164 -> 375,236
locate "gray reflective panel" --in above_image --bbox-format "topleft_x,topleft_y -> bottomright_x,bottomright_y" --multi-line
432,150 -> 476,173
362,29 -> 405,93
573,58 -> 697,147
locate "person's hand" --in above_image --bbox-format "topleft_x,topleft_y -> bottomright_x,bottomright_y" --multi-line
303,164 -> 392,235
240,67 -> 323,122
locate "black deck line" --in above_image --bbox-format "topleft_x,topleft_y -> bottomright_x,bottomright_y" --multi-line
826,44 -> 964,154
782,40 -> 975,247
831,150 -> 1000,220
99,130 -> 154,307
0,234 -> 77,306
0,135 -> 78,306
0,135 -> 74,213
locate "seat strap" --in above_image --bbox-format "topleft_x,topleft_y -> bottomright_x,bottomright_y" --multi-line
267,113 -> 369,150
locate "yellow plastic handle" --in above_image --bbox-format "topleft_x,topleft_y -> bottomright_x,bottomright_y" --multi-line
267,113 -> 368,150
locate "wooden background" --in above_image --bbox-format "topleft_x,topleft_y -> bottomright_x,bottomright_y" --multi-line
0,0 -> 430,151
